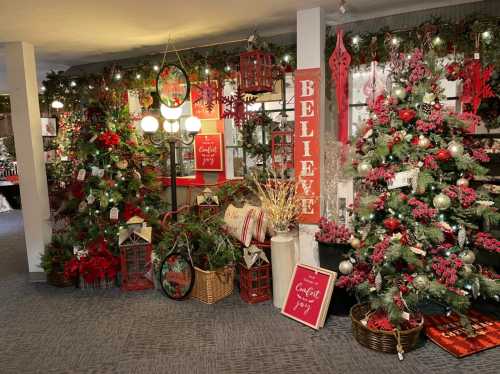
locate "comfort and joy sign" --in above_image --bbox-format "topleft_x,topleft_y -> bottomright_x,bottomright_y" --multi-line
282,264 -> 336,329
294,68 -> 321,224
194,133 -> 224,171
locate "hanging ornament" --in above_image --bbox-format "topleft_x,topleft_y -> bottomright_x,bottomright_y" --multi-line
132,170 -> 142,181
445,61 -> 461,81
357,161 -> 372,177
419,103 -> 433,118
116,159 -> 129,170
350,237 -> 362,249
447,141 -> 464,158
392,83 -> 406,101
329,29 -> 351,144
435,149 -> 451,162
109,207 -> 119,221
433,102 -> 442,110
383,217 -> 401,232
423,92 -> 435,104
456,178 -> 469,187
375,271 -> 383,292
78,201 -> 88,212
418,135 -> 430,148
461,250 -> 476,264
398,108 -> 416,123
458,225 -> 467,248
433,193 -> 451,210
221,86 -> 257,128
86,194 -> 95,205
363,60 -> 385,105
413,275 -> 430,291
339,260 -> 354,275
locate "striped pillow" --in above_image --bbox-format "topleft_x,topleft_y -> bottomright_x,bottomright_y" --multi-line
242,203 -> 268,243
223,204 -> 255,247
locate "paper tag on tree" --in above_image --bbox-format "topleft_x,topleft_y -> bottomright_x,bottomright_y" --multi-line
110,207 -> 119,220
77,169 -> 86,181
474,52 -> 480,60
401,311 -> 410,321
91,166 -> 99,176
388,168 -> 419,191
97,169 -> 105,178
89,134 -> 98,143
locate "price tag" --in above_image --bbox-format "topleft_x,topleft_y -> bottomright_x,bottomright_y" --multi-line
89,134 -> 98,143
97,169 -> 105,178
474,52 -> 480,60
401,311 -> 410,321
388,168 -> 419,191
91,166 -> 99,176
77,169 -> 86,181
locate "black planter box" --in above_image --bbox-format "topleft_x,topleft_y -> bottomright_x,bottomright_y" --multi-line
317,241 -> 357,316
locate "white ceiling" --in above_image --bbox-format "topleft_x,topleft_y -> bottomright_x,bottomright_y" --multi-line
0,0 -> 480,93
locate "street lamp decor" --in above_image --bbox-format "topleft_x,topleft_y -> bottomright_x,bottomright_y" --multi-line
140,104 -> 201,220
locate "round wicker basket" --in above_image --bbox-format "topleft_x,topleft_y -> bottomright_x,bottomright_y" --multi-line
350,303 -> 423,354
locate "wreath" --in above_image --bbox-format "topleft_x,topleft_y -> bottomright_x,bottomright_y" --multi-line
239,111 -> 273,162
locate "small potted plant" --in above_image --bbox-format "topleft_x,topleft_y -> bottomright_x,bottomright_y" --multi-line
41,233 -> 75,287
315,217 -> 352,273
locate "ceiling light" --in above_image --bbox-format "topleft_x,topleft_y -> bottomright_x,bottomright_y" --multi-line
115,73 -> 122,80
391,37 -> 400,46
70,81 -> 76,87
136,73 -> 141,79
283,54 -> 291,63
153,65 -> 160,72
40,86 -> 46,92
88,85 -> 94,89
352,35 -> 361,45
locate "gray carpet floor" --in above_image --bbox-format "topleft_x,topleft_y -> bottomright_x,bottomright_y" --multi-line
0,210 -> 499,374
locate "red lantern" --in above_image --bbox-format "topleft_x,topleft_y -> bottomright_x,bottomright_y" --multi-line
435,149 -> 451,162
383,217 -> 401,232
271,130 -> 294,170
239,50 -> 274,94
398,108 -> 416,123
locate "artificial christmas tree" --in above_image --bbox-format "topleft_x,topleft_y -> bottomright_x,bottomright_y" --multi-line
340,49 -> 500,346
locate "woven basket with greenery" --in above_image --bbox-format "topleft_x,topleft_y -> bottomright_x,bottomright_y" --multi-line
191,266 -> 235,304
350,303 -> 423,357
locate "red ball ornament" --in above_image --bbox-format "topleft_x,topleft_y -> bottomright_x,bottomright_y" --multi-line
435,149 -> 451,162
384,217 -> 401,232
398,108 -> 416,123
433,102 -> 442,110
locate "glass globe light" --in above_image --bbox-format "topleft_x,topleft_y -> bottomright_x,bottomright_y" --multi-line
160,104 -> 183,120
51,100 -> 64,109
140,115 -> 159,133
185,116 -> 201,134
163,120 -> 180,133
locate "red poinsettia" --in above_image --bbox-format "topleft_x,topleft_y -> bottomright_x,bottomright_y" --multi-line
98,131 -> 120,147
398,108 -> 416,123
70,182 -> 85,200
123,203 -> 144,221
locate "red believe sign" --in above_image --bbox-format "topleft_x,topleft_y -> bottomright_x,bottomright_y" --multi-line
281,264 -> 336,329
294,68 -> 321,224
194,133 -> 224,171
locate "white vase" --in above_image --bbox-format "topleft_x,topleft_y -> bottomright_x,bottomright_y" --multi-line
271,231 -> 295,309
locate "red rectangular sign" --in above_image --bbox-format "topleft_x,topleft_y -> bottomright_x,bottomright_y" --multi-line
281,264 -> 336,329
294,68 -> 321,224
194,133 -> 224,171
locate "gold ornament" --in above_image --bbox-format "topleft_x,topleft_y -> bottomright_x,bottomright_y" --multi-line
393,84 -> 406,100
456,178 -> 469,188
350,237 -> 362,249
116,160 -> 129,170
433,193 -> 451,210
413,275 -> 430,290
461,264 -> 473,276
357,161 -> 372,177
461,250 -> 476,264
339,260 -> 354,275
418,135 -> 430,148
447,141 -> 464,158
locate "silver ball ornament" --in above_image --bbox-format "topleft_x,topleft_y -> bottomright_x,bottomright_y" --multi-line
447,141 -> 464,158
350,237 -> 361,250
339,260 -> 354,275
413,275 -> 430,291
461,250 -> 476,265
456,178 -> 469,188
433,193 -> 451,210
357,161 -> 372,177
418,135 -> 430,148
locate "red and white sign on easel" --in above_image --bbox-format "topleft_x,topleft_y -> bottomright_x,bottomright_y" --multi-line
294,68 -> 321,224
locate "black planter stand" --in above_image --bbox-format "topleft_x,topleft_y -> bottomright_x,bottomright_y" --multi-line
318,241 -> 357,316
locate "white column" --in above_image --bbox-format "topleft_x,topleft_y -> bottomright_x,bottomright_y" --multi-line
6,42 -> 51,276
297,7 -> 326,267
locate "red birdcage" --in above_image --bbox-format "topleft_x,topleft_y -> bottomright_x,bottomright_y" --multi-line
271,130 -> 294,170
239,50 -> 274,94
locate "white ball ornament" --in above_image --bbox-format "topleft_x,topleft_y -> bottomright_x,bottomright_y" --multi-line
447,141 -> 464,158
418,135 -> 430,148
393,84 -> 407,100
413,275 -> 430,291
433,193 -> 451,210
461,250 -> 476,265
339,260 -> 354,275
456,178 -> 469,188
357,161 -> 372,177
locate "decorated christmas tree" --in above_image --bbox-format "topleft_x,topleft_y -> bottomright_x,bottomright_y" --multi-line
57,86 -> 165,283
341,49 -> 500,330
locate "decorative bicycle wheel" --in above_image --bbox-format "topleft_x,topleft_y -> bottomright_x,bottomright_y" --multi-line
156,64 -> 190,108
159,253 -> 195,300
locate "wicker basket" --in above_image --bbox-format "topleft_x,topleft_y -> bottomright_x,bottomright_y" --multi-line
191,266 -> 235,304
350,303 -> 423,355
79,276 -> 116,290
46,271 -> 74,288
